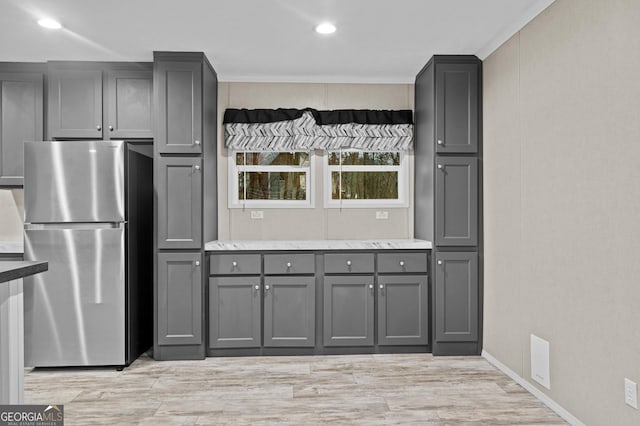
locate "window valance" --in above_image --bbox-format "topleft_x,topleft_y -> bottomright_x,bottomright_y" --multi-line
224,108 -> 413,152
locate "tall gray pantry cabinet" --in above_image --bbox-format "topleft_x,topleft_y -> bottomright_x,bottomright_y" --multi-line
414,55 -> 482,355
153,52 -> 218,360
0,63 -> 44,187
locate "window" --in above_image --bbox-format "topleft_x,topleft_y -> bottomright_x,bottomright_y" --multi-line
325,150 -> 408,208
229,151 -> 313,208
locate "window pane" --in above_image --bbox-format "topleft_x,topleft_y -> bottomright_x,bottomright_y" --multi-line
236,152 -> 309,166
328,151 -> 400,166
331,171 -> 398,200
238,172 -> 307,200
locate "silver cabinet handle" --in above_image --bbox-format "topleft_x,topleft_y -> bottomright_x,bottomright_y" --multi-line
254,285 -> 260,291
379,284 -> 384,289
194,260 -> 200,267
194,164 -> 201,171
437,139 -> 444,145
437,164 -> 443,170
399,260 -> 405,267
437,260 -> 443,265
346,260 -> 352,266
286,262 -> 292,268
96,125 -> 102,131
194,140 -> 201,145
232,261 -> 238,268
369,284 -> 373,289
265,285 -> 270,291
109,125 -> 114,131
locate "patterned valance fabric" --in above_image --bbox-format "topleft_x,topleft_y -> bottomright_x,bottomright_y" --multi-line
224,108 -> 413,152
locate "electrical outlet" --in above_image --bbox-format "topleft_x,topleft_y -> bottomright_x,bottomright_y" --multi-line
625,378 -> 638,409
376,211 -> 389,220
250,210 -> 264,220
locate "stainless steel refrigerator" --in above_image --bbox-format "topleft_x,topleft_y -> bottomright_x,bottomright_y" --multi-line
23,140 -> 153,367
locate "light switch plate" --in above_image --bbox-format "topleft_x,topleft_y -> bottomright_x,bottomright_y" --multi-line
250,210 -> 264,219
376,211 -> 389,220
625,378 -> 638,409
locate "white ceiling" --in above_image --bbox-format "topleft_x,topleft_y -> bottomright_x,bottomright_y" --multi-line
0,0 -> 555,83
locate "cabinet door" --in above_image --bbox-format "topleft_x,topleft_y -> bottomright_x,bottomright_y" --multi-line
323,275 -> 374,346
48,69 -> 103,139
378,275 -> 429,346
157,252 -> 202,345
157,157 -> 202,249
434,251 -> 478,342
0,71 -> 43,186
264,276 -> 315,347
155,61 -> 202,154
209,276 -> 261,348
435,63 -> 478,153
435,156 -> 478,246
105,69 -> 152,139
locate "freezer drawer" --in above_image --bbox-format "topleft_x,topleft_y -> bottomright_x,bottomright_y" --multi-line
24,140 -> 125,223
23,227 -> 125,366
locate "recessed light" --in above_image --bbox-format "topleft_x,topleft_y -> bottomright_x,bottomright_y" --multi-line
315,22 -> 336,35
37,18 -> 62,29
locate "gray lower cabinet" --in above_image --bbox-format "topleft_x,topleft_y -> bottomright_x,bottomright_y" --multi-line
435,156 -> 478,246
323,275 -> 375,346
264,276 -> 315,347
154,59 -> 202,154
434,251 -> 478,342
157,252 -> 202,345
435,62 -> 479,154
209,276 -> 261,349
157,157 -> 202,249
0,67 -> 43,187
377,275 -> 429,345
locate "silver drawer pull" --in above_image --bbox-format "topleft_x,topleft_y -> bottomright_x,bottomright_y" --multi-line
437,139 -> 444,145
254,285 -> 259,291
437,260 -> 443,265
346,260 -> 352,267
286,262 -> 292,268
379,284 -> 384,289
399,260 -> 405,267
194,164 -> 201,171
369,284 -> 373,289
265,285 -> 270,292
194,140 -> 201,145
437,164 -> 443,170
96,124 -> 102,131
194,260 -> 200,267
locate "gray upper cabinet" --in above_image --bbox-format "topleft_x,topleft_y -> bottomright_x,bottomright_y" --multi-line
435,156 -> 478,246
154,60 -> 202,154
435,62 -> 479,153
377,275 -> 429,346
263,276 -> 315,347
323,275 -> 374,346
434,251 -> 478,342
157,252 -> 203,346
157,156 -> 202,249
209,276 -> 261,349
0,66 -> 43,187
47,63 -> 152,140
105,69 -> 153,139
47,68 -> 102,139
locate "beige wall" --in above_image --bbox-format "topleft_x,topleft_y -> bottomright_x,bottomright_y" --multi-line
483,0 -> 640,424
0,189 -> 23,241
217,82 -> 415,240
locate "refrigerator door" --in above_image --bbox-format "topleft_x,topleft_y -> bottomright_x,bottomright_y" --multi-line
23,226 -> 125,366
24,140 -> 125,223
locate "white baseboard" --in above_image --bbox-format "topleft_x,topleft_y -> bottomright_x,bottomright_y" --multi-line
482,350 -> 585,426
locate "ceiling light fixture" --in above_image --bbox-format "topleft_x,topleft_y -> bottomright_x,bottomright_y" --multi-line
37,18 -> 62,29
315,22 -> 336,35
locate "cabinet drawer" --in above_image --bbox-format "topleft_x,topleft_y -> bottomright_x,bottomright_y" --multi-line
264,253 -> 315,275
378,252 -> 428,274
210,254 -> 261,275
324,253 -> 374,274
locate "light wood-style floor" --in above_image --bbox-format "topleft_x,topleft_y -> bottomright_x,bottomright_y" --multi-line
24,353 -> 566,425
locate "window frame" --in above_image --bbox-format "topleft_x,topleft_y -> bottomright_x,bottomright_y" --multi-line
228,150 -> 315,209
323,150 -> 409,209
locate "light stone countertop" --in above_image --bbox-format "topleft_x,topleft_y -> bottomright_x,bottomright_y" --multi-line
0,241 -> 24,254
205,239 -> 432,251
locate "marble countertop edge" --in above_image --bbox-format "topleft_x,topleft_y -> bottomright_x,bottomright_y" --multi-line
205,239 -> 432,251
